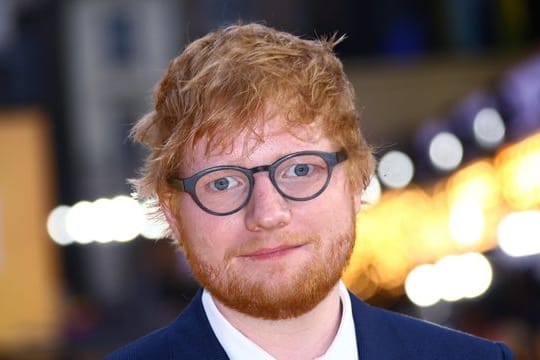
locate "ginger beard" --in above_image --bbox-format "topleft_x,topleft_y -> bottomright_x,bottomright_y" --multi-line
178,215 -> 356,320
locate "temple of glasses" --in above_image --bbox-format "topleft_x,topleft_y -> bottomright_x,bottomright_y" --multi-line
167,150 -> 347,216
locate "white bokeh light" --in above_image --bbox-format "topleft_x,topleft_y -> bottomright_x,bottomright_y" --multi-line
48,195 -> 157,245
47,205 -> 74,246
406,253 -> 493,307
92,198 -> 116,243
140,219 -> 168,240
473,108 -> 505,149
110,195 -> 145,242
435,255 -> 463,302
428,132 -> 463,171
377,151 -> 415,189
360,176 -> 382,207
461,252 -> 493,299
139,199 -> 167,239
498,210 -> 540,257
65,201 -> 96,244
405,264 -> 440,307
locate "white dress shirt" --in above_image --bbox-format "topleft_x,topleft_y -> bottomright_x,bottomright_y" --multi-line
202,280 -> 358,360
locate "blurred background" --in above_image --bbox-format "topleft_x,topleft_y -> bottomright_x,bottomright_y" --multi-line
1,0 -> 539,359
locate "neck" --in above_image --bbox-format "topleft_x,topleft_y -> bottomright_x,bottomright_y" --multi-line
213,283 -> 342,359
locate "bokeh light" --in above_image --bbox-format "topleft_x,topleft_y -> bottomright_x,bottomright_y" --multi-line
47,195 -> 165,245
361,176 -> 382,207
377,150 -> 415,188
429,132 -> 463,171
498,210 -> 540,257
65,201 -> 95,244
473,107 -> 506,149
405,264 -> 440,307
448,202 -> 485,247
405,253 -> 492,307
47,205 -> 73,246
461,252 -> 493,299
495,132 -> 540,210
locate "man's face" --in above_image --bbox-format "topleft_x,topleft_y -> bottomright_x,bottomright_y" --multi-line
167,114 -> 361,320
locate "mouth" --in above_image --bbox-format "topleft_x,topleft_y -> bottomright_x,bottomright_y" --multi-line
239,244 -> 307,260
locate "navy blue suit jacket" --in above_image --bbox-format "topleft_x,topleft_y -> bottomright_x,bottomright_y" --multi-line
106,290 -> 514,359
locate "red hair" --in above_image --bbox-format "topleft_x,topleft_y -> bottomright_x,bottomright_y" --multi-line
130,23 -> 374,225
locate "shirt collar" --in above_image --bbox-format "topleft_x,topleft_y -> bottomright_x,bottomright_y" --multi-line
318,281 -> 358,360
202,281 -> 358,360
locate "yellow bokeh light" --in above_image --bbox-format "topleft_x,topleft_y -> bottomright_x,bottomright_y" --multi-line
496,131 -> 540,209
346,132 -> 540,301
448,202 -> 485,247
446,160 -> 500,210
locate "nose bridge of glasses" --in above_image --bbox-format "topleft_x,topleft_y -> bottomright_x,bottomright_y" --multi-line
249,164 -> 282,190
249,164 -> 272,175
248,164 -> 282,196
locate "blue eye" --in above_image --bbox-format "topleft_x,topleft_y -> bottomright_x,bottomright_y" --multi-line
209,176 -> 239,191
286,163 -> 313,177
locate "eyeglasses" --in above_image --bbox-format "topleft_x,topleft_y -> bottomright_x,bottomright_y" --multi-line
167,150 -> 348,216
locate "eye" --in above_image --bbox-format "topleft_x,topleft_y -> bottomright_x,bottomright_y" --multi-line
209,176 -> 240,191
285,163 -> 314,177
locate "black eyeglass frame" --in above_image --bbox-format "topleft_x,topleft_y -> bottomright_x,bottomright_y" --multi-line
167,150 -> 348,216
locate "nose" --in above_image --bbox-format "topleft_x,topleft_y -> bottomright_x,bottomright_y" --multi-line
244,173 -> 291,231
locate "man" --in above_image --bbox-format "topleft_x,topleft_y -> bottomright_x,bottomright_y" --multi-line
107,23 -> 514,359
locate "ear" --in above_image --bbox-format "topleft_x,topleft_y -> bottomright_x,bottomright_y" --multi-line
353,189 -> 364,214
161,197 -> 182,243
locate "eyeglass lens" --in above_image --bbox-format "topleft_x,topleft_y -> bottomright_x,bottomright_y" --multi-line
194,153 -> 330,214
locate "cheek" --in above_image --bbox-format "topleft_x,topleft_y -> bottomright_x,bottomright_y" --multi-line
291,199 -> 352,237
294,187 -> 355,237
178,202 -> 243,259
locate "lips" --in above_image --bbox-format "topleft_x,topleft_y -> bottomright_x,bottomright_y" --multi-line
240,244 -> 306,260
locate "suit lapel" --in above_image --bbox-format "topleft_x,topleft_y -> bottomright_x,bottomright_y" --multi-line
350,292 -> 410,359
168,290 -> 229,359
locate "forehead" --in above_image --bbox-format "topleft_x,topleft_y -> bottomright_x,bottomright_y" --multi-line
183,115 -> 333,174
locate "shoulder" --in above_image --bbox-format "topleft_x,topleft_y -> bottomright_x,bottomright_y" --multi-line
349,292 -> 514,359
105,326 -> 171,360
105,291 -> 228,360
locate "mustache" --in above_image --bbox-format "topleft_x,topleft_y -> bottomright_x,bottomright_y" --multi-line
225,232 -> 321,260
